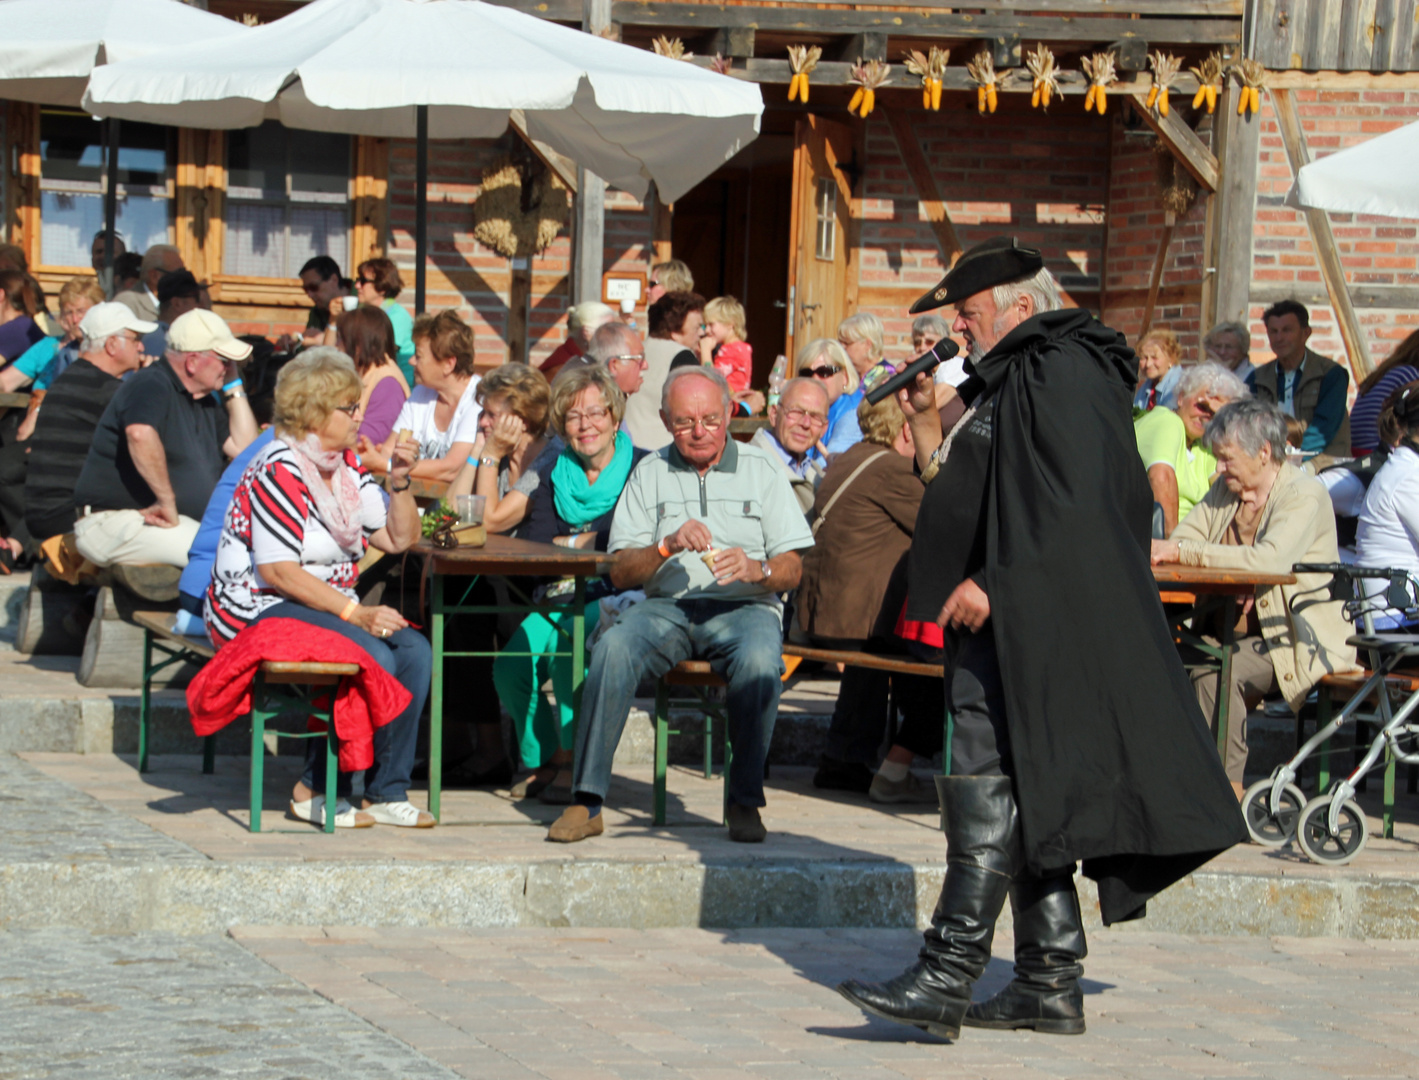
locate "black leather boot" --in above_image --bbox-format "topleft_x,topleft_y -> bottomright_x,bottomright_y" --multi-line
964,873 -> 1088,1034
838,775 -> 1018,1040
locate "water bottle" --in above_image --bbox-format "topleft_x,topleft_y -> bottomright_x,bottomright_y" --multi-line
767,354 -> 787,408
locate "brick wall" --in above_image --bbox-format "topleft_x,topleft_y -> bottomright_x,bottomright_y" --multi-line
856,95 -> 1112,360
1249,88 -> 1419,373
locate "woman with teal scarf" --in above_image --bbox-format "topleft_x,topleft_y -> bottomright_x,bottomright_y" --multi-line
494,365 -> 647,804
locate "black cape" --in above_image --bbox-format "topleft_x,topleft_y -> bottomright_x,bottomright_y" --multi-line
970,309 -> 1246,925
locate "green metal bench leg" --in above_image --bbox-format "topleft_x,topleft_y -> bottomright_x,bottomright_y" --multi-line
1317,689 -> 1332,794
139,629 -> 154,773
703,706 -> 713,780
654,678 -> 669,827
322,716 -> 338,836
1383,744 -> 1396,840
249,678 -> 267,834
722,726 -> 732,826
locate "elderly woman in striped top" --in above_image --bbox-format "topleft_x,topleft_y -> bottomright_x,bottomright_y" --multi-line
204,348 -> 429,830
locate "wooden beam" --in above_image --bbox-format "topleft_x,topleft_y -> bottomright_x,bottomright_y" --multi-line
1271,87 -> 1375,380
1252,282 -> 1419,309
1128,93 -> 1219,192
1266,70 -> 1419,89
882,107 -> 962,266
508,110 -> 578,194
1139,211 -> 1176,337
651,183 -> 673,264
1203,78 -> 1261,332
605,5 -> 1242,42
710,25 -> 756,58
490,0 -> 1244,14
508,259 -> 531,365
836,32 -> 888,64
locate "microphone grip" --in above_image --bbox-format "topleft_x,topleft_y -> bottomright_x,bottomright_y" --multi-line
863,338 -> 960,406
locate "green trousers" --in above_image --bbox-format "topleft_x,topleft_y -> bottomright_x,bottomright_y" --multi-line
492,605 -> 601,770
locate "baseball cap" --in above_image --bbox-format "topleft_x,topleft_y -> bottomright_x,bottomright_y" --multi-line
80,302 -> 157,340
167,308 -> 253,361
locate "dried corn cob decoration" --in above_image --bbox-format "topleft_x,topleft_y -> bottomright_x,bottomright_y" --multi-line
710,54 -> 732,76
847,59 -> 891,118
1082,52 -> 1117,115
904,46 -> 949,111
966,50 -> 999,114
1146,51 -> 1182,118
1189,52 -> 1224,113
652,36 -> 690,61
1233,57 -> 1266,118
1025,43 -> 1061,110
787,45 -> 822,103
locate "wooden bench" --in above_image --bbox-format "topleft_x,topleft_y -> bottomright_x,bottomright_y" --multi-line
650,645 -> 947,827
1312,668 -> 1419,839
134,612 -> 361,834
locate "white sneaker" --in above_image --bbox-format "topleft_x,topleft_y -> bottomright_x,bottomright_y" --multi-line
363,799 -> 436,828
288,795 -> 373,828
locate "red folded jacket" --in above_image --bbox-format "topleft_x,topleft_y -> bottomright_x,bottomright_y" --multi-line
185,617 -> 412,773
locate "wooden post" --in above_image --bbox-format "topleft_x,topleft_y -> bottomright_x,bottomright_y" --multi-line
1202,79 -> 1261,332
1140,211 -> 1176,338
1271,87 -> 1374,380
176,129 -> 225,283
6,102 -> 41,267
508,257 -> 531,364
651,182 -> 673,265
351,135 -> 389,263
574,0 -> 612,307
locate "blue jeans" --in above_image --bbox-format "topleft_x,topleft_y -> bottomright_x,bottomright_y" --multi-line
254,601 -> 431,804
571,597 -> 785,808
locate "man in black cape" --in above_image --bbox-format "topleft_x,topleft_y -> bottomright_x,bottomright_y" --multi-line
837,237 -> 1246,1040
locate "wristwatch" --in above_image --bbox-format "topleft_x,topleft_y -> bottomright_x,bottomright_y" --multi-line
759,560 -> 772,583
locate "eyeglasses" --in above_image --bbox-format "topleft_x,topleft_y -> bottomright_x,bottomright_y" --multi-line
333,401 -> 362,417
781,406 -> 828,428
799,365 -> 839,380
607,353 -> 645,365
670,414 -> 724,434
563,406 -> 611,427
358,276 -> 377,286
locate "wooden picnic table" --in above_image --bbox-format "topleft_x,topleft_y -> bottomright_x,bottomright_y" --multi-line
416,535 -> 615,820
0,391 -> 32,408
1151,563 -> 1297,761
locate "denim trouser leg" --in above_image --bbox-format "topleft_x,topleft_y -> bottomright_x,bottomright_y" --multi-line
692,602 -> 785,808
571,598 -> 691,801
255,601 -> 431,804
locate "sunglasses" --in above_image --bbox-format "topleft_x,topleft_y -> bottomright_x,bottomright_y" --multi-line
334,401 -> 362,417
799,365 -> 840,379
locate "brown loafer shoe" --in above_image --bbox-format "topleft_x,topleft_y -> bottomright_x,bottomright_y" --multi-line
547,805 -> 604,843
726,802 -> 767,843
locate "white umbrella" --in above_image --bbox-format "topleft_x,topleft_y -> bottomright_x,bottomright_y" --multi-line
0,0 -> 247,276
82,0 -> 764,306
0,0 -> 247,106
1290,119 -> 1419,219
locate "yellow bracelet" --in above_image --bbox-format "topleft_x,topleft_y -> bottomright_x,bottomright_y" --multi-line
339,599 -> 359,622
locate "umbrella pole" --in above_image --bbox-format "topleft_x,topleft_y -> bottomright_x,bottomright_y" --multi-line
415,105 -> 428,314
103,117 -> 120,297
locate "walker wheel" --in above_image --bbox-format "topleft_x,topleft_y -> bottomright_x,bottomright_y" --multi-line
1296,793 -> 1370,866
1241,780 -> 1306,847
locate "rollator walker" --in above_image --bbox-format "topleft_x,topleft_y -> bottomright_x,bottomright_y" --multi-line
1241,563 -> 1419,866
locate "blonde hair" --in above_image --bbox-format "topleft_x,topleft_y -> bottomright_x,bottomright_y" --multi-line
1138,327 -> 1182,363
794,338 -> 859,393
273,347 -> 363,439
58,276 -> 105,310
704,295 -> 746,340
837,312 -> 884,363
477,362 -> 551,437
651,259 -> 694,293
549,363 -> 626,437
857,393 -> 908,448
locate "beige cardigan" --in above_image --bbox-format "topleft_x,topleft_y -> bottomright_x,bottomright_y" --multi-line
1172,462 -> 1359,710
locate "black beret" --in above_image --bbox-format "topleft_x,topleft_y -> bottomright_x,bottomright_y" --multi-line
156,268 -> 201,303
910,236 -> 1045,314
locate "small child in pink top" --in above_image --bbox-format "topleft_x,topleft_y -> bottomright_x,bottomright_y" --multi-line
701,295 -> 753,393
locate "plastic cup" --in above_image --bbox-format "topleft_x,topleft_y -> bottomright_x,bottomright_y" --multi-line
455,494 -> 486,525
700,548 -> 720,571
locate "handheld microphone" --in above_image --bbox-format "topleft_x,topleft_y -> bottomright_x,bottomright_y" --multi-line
864,337 -> 960,406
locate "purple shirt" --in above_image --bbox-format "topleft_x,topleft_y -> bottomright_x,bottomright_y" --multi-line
0,316 -> 44,363
359,374 -> 407,445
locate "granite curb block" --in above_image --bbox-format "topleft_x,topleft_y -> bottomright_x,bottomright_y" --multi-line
3,857 -> 1417,939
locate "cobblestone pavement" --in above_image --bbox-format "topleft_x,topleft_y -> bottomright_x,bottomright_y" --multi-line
233,925 -> 1419,1080
0,928 -> 460,1079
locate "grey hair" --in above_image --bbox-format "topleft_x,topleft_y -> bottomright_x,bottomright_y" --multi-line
778,375 -> 830,409
662,364 -> 732,417
1204,398 -> 1289,461
1175,362 -> 1250,403
585,321 -> 641,364
836,312 -> 885,360
912,313 -> 951,339
139,243 -> 181,274
991,266 -> 1063,319
1204,320 -> 1251,358
82,331 -> 117,353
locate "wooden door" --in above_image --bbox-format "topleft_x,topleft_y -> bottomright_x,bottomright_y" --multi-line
786,115 -> 854,360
